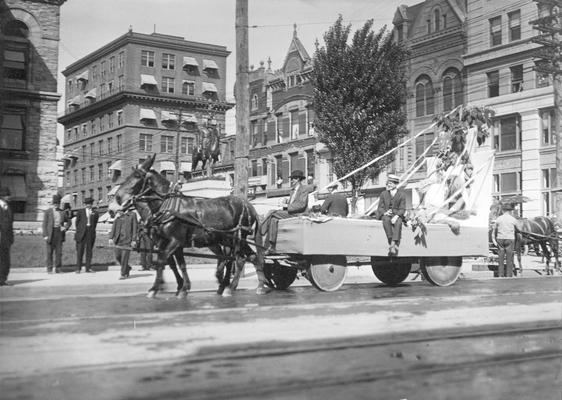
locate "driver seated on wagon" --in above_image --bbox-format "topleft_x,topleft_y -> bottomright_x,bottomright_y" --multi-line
262,170 -> 312,254
376,173 -> 406,256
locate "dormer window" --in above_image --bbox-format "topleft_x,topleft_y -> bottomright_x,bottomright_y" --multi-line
396,24 -> 404,42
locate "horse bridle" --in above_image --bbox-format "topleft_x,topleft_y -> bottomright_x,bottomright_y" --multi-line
120,167 -> 165,211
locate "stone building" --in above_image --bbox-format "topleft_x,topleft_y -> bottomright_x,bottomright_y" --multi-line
394,0 -> 558,218
0,0 -> 66,220
58,30 -> 233,209
247,25 -> 325,207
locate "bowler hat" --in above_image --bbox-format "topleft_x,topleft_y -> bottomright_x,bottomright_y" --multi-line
52,194 -> 61,204
84,197 -> 94,205
289,170 -> 305,180
387,174 -> 400,183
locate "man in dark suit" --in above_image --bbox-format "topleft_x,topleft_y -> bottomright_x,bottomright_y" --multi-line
0,187 -> 14,285
42,194 -> 71,273
74,197 -> 99,273
320,183 -> 349,217
376,174 -> 406,256
263,170 -> 312,252
109,209 -> 138,279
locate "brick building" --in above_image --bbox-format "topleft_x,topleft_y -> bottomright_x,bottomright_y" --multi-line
0,0 -> 66,220
58,30 -> 234,209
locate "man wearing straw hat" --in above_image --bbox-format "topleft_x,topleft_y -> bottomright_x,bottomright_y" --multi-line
377,174 -> 406,256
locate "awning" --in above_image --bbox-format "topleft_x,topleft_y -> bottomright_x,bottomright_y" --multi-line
140,74 -> 158,87
84,88 -> 97,99
180,161 -> 192,172
1,175 -> 26,200
181,114 -> 198,124
202,82 -> 218,93
183,56 -> 199,68
108,160 -> 123,171
140,108 -> 157,121
203,59 -> 218,70
107,185 -> 121,196
76,70 -> 89,81
69,96 -> 81,106
159,161 -> 176,171
161,110 -> 177,123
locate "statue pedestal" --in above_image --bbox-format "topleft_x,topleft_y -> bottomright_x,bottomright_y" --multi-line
180,177 -> 231,198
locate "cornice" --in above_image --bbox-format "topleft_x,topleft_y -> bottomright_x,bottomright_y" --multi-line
2,87 -> 61,101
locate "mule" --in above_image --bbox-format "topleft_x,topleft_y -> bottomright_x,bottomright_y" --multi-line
115,154 -> 267,298
515,216 -> 560,276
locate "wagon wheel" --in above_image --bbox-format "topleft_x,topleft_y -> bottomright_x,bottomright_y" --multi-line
420,256 -> 462,286
306,255 -> 347,292
371,258 -> 411,286
263,261 -> 297,290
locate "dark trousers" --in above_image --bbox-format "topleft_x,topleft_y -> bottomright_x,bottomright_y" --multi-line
382,215 -> 402,243
139,235 -> 154,269
497,238 -> 514,277
46,228 -> 64,271
76,227 -> 95,271
115,247 -> 131,277
0,243 -> 11,283
262,210 -> 291,247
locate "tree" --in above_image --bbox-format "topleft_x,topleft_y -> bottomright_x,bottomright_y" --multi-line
312,16 -> 409,210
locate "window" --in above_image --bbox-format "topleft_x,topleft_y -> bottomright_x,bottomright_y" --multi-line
108,112 -> 114,129
117,110 -> 123,126
117,134 -> 122,152
98,139 -> 104,155
510,65 -> 523,92
493,115 -> 520,151
508,10 -> 521,42
118,75 -> 124,91
3,48 -> 27,82
426,19 -> 431,34
89,166 -> 94,181
415,76 -> 434,117
162,77 -> 174,93
108,80 -> 114,95
99,115 -> 105,131
0,109 -> 25,150
182,81 -> 194,95
82,145 -> 87,160
490,16 -> 502,46
118,51 -> 125,69
98,164 -> 103,181
90,119 -> 96,135
162,53 -> 175,70
141,50 -> 155,67
542,168 -> 557,215
82,124 -> 87,137
161,135 -> 174,153
251,121 -> 258,147
415,132 -> 435,159
540,109 -> 555,145
101,61 -> 106,80
251,94 -> 259,111
109,56 -> 115,74
442,68 -> 463,112
180,137 -> 188,154
90,143 -> 95,158
66,171 -> 71,187
140,133 -> 152,151
434,9 -> 440,31
251,159 -> 258,177
487,70 -> 500,97
443,14 -> 447,29
396,24 -> 403,42
291,110 -> 299,139
81,168 -> 86,184
92,65 -> 98,81
107,137 -> 112,154
500,172 -> 519,193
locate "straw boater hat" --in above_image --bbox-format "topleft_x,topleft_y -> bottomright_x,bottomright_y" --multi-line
387,174 -> 400,183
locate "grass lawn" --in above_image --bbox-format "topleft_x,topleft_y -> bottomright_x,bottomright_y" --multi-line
12,231 -> 215,270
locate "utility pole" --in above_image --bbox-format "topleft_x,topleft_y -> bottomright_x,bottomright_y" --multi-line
173,109 -> 183,183
234,0 -> 249,199
531,0 -> 562,218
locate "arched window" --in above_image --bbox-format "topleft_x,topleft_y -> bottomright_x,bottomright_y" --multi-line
3,20 -> 30,85
442,68 -> 463,112
251,94 -> 259,111
415,76 -> 434,117
434,9 -> 441,31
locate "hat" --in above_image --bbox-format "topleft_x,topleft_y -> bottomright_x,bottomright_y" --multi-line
52,194 -> 61,204
289,170 -> 305,180
502,203 -> 514,211
84,197 -> 94,205
0,187 -> 10,197
387,174 -> 400,183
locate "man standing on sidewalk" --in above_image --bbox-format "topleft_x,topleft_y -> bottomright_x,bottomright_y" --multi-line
109,209 -> 138,280
74,197 -> 99,273
0,187 -> 14,285
42,194 -> 71,274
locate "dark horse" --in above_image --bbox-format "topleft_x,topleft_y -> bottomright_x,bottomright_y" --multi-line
515,216 -> 560,276
192,125 -> 220,173
114,154 -> 268,298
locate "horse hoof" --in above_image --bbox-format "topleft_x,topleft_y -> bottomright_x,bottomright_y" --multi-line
216,286 -> 225,295
256,286 -> 271,295
147,291 -> 157,299
222,288 -> 232,297
176,291 -> 188,299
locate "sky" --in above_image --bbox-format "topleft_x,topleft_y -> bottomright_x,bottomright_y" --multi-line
57,0 -> 422,137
